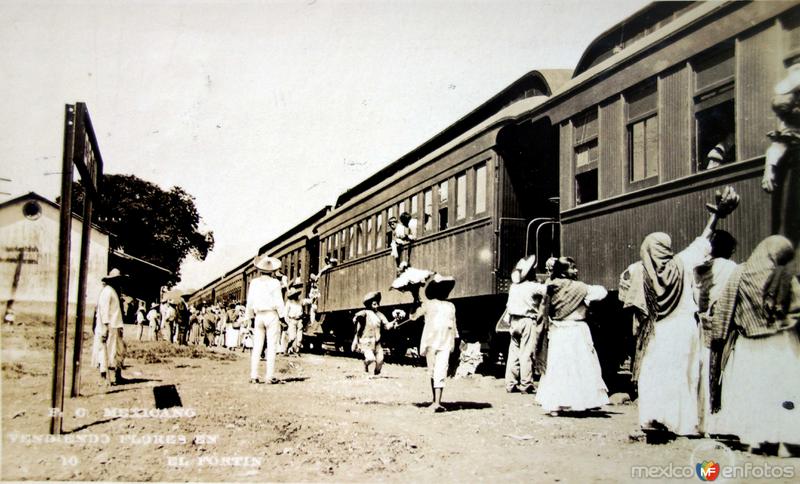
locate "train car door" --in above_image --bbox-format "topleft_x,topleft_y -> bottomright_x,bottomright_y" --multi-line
495,117 -> 560,289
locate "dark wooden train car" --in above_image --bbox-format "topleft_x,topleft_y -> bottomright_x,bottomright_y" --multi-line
545,1 -> 798,288
189,207 -> 330,309
504,1 -> 799,385
188,258 -> 248,308
257,206 -> 330,299
314,70 -> 571,355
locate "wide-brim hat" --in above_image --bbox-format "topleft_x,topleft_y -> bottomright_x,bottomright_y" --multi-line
150,302 -> 159,309
254,254 -> 281,272
424,274 -> 456,300
102,268 -> 124,282
514,255 -> 537,281
775,63 -> 800,95
291,277 -> 303,288
286,287 -> 301,299
363,291 -> 381,306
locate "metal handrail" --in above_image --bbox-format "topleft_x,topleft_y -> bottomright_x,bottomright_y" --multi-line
535,221 -> 560,262
524,217 -> 555,257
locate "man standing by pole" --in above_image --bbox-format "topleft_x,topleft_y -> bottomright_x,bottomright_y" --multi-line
245,254 -> 285,384
95,268 -> 127,386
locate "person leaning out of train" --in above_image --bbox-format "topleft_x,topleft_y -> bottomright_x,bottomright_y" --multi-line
504,255 -> 547,394
351,291 -> 401,376
389,212 -> 416,270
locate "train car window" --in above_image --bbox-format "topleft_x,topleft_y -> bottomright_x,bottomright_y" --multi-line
340,229 -> 347,262
456,173 -> 467,220
376,212 -> 384,249
475,163 -> 487,214
626,80 -> 659,182
349,226 -> 356,258
692,45 -> 735,172
573,108 -> 599,204
399,200 -> 406,215
411,194 -> 419,216
438,180 -> 449,230
355,221 -> 363,255
423,189 -> 433,232
366,217 -> 373,252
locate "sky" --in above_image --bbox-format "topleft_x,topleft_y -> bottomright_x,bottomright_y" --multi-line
0,0 -> 650,292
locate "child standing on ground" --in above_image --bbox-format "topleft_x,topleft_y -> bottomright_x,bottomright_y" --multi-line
414,274 -> 458,413
351,292 -> 398,375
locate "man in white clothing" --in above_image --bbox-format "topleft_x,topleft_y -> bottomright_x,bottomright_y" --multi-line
95,268 -> 127,385
245,254 -> 286,384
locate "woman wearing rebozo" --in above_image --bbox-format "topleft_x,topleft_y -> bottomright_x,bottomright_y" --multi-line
709,235 -> 800,455
626,186 -> 739,438
535,257 -> 609,415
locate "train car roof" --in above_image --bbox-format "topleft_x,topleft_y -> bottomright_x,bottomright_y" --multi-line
333,69 -> 572,209
316,94 -> 550,232
188,206 -> 330,297
517,1 -> 769,125
257,205 -> 331,256
572,2 -> 698,78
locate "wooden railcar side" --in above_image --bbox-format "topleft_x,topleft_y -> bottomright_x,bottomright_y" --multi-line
550,2 -> 798,287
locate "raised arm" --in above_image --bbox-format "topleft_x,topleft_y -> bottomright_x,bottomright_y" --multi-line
701,186 -> 739,239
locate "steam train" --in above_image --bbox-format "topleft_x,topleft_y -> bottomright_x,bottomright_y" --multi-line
190,2 -> 799,378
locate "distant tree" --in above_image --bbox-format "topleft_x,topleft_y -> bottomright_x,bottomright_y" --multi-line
66,174 -> 214,286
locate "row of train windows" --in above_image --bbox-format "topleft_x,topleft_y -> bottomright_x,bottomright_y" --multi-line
279,249 -> 302,282
322,162 -> 488,264
574,44 -> 737,205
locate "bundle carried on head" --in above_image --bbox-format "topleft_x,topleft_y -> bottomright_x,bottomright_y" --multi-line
705,186 -> 740,218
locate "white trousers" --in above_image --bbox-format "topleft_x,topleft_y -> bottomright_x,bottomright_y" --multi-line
250,311 -> 281,380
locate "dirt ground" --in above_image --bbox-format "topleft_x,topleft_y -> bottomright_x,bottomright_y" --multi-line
2,322 -> 798,483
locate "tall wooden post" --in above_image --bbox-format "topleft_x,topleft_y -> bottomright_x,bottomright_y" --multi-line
70,103 -> 94,398
50,104 -> 76,435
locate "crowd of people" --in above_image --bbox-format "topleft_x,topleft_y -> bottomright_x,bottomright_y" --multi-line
90,265 -> 320,386
88,64 -> 799,457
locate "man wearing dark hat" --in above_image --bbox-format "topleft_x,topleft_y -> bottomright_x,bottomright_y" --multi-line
245,254 -> 286,384
504,256 -> 547,394
351,291 -> 398,375
95,268 -> 127,385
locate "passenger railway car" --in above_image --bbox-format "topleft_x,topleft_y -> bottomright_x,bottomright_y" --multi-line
313,70 -> 571,353
530,1 -> 799,290
189,207 -> 329,308
190,1 -> 798,377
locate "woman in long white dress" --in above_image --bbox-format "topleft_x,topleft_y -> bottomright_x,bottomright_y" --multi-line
625,187 -> 738,437
535,257 -> 609,414
710,235 -> 800,452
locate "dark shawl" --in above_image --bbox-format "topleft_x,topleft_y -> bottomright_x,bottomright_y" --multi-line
536,278 -> 589,375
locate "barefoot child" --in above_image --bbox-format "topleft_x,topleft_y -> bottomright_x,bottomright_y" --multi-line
414,274 -> 458,412
351,292 -> 398,375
